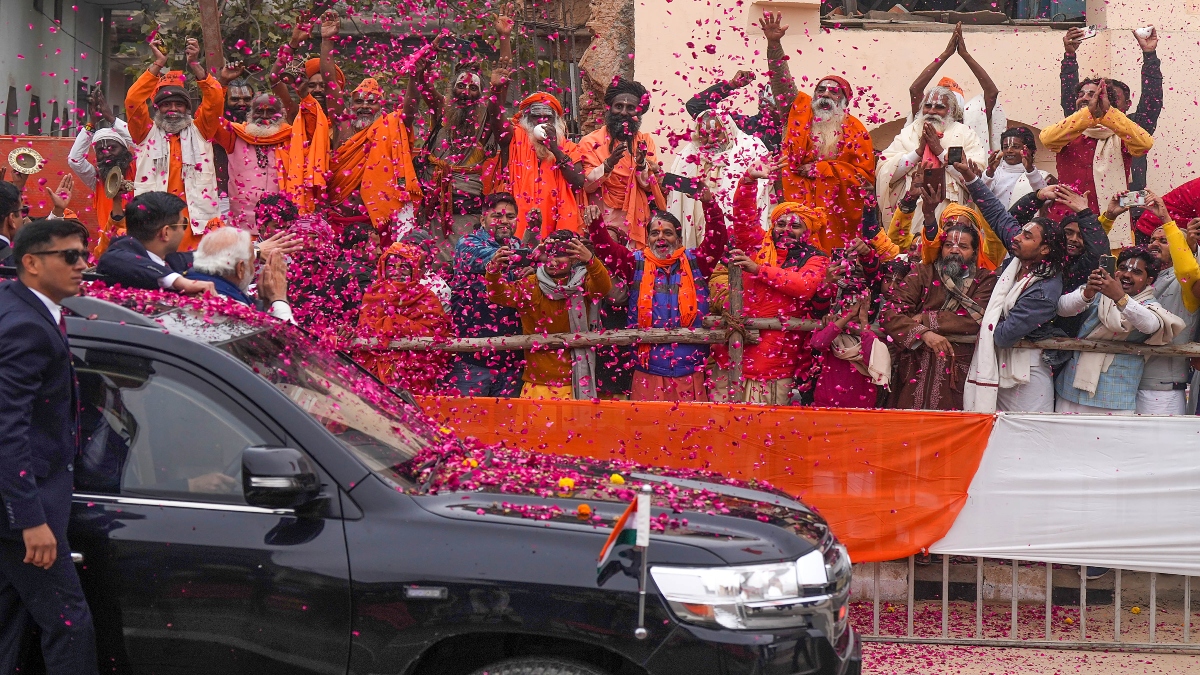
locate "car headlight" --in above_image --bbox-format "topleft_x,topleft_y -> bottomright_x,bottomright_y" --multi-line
651,544 -> 852,630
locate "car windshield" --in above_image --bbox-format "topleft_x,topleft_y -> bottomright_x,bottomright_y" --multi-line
217,322 -> 437,487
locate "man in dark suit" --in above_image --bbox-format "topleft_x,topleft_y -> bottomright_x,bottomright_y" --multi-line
0,181 -> 23,267
96,191 -> 213,295
0,218 -> 98,674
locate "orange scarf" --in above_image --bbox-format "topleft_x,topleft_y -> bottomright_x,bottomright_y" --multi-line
507,123 -> 581,238
280,96 -> 330,215
574,129 -> 666,248
357,243 -> 449,341
329,111 -> 422,229
635,248 -> 698,366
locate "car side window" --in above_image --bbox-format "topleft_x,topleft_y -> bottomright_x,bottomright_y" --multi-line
75,349 -> 279,505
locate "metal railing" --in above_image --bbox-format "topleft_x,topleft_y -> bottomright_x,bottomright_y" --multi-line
857,557 -> 1200,653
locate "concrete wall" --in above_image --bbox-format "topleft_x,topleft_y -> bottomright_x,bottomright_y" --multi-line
0,0 -> 105,135
634,0 -> 1200,195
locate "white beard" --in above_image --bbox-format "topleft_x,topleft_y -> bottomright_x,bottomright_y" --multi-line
811,97 -> 847,158
519,116 -> 567,162
351,113 -> 378,132
244,120 -> 283,138
918,113 -> 949,134
154,112 -> 194,135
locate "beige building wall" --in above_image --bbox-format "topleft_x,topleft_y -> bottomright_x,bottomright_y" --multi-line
634,0 -> 1200,196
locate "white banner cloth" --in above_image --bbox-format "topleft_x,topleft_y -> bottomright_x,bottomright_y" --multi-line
931,412 -> 1200,576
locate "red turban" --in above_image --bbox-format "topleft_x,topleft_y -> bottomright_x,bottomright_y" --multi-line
304,58 -> 346,89
517,92 -> 563,116
817,75 -> 852,102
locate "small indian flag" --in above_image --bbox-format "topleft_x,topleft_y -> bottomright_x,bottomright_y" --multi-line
597,487 -> 651,572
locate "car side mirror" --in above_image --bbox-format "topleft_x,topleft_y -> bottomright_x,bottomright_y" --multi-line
242,446 -> 323,510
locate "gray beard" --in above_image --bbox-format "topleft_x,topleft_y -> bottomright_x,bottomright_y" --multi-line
154,112 -> 193,135
936,253 -> 976,284
244,120 -> 283,137
351,113 -> 378,132
519,116 -> 566,162
811,97 -> 847,158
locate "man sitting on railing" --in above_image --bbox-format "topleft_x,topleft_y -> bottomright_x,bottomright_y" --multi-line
882,221 -> 997,411
486,231 -> 612,400
1054,246 -> 1184,415
588,189 -> 728,402
1140,191 -> 1200,414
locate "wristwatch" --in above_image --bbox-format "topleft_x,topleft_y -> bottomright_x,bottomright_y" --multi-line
1116,294 -> 1130,310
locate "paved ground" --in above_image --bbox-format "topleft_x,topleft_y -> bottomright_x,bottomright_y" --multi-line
863,643 -> 1200,673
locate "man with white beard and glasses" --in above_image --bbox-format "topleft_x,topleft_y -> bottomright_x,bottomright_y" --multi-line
492,93 -> 586,238
877,32 -> 988,231
211,93 -> 295,232
759,11 -> 874,253
125,36 -> 225,252
576,77 -> 667,250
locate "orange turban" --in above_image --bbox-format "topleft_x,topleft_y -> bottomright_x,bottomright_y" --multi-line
936,77 -> 964,96
517,92 -> 563,116
153,71 -> 190,107
354,77 -> 383,98
304,58 -> 346,89
924,202 -> 1002,271
770,202 -> 826,231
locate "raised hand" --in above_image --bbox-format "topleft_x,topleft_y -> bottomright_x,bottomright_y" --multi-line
1144,189 -> 1170,224
1063,27 -> 1085,55
951,159 -> 979,184
1053,185 -> 1090,213
46,174 -> 73,216
1021,146 -> 1035,172
603,144 -> 628,172
952,23 -> 967,57
258,231 -> 305,258
940,24 -> 960,59
257,250 -> 289,304
759,11 -> 788,43
566,239 -> 594,265
219,61 -> 245,84
1134,25 -> 1158,53
486,247 -> 512,275
1103,191 -> 1130,220
320,10 -> 341,40
184,38 -> 206,79
986,150 -> 1002,176
495,3 -> 515,37
728,248 -> 759,275
729,70 -> 755,89
290,19 -> 312,47
150,39 -> 169,68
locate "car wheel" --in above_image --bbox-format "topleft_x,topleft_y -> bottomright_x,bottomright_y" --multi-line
468,657 -> 610,675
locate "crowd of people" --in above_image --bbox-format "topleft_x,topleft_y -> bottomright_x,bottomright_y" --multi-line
6,13 -> 1200,416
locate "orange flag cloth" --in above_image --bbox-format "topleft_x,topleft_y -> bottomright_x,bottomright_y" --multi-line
506,93 -> 582,239
574,129 -> 666,249
780,89 -> 875,253
279,95 -> 330,215
328,80 -> 422,231
635,247 -> 698,368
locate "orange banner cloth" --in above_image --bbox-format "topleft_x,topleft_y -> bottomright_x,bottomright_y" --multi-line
419,397 -> 994,563
781,91 -> 875,253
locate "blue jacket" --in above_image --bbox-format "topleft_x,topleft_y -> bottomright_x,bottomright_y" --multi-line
627,249 -> 710,377
96,236 -> 193,291
450,228 -> 523,367
186,271 -> 254,306
0,281 -> 79,540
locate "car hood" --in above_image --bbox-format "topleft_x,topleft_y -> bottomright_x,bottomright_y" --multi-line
404,438 -> 830,564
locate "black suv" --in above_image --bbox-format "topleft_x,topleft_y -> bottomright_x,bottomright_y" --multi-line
57,293 -> 860,675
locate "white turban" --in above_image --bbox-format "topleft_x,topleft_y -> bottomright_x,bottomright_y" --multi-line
92,127 -> 133,150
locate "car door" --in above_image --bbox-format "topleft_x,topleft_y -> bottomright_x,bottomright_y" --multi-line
68,344 -> 351,675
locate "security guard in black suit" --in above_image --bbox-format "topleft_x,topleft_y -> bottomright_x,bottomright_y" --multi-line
0,218 -> 97,674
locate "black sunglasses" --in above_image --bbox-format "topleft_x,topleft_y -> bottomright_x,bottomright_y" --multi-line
30,249 -> 89,265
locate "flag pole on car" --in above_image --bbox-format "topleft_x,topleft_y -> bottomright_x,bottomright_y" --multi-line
596,484 -> 653,639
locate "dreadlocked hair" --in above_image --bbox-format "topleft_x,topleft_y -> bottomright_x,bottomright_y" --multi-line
604,76 -> 649,113
1027,216 -> 1069,279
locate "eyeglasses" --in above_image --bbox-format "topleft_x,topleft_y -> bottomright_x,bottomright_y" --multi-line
30,249 -> 89,265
